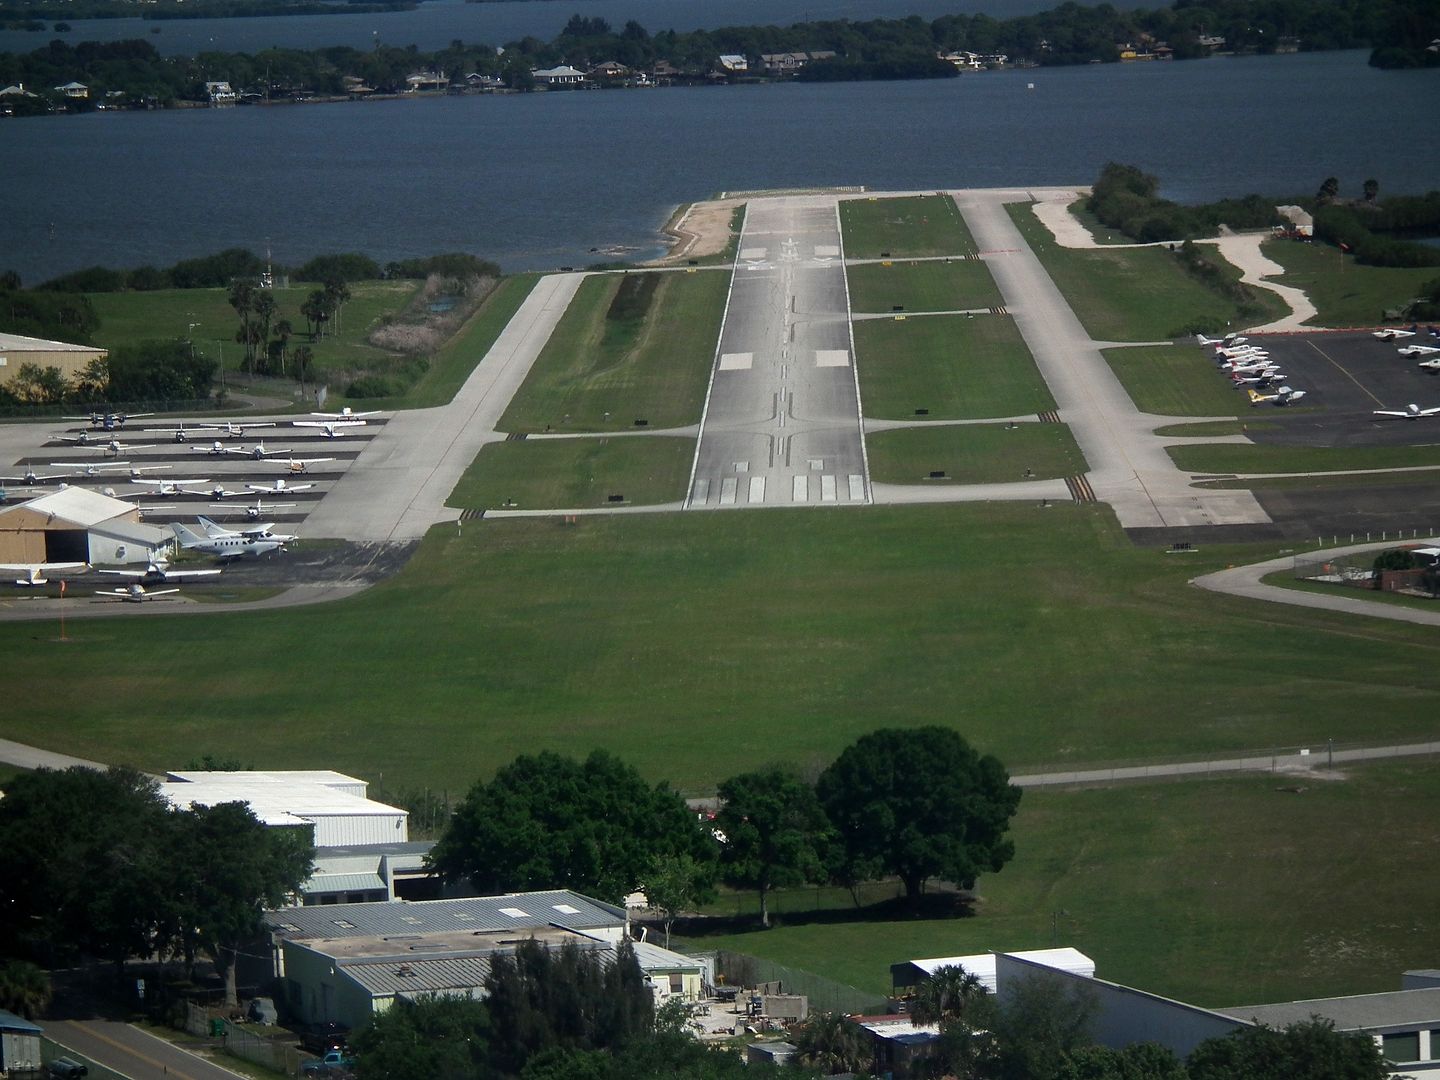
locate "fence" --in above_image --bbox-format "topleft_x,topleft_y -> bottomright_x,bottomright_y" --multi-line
181,1000 -> 309,1075
1293,552 -> 1439,598
713,949 -> 887,1016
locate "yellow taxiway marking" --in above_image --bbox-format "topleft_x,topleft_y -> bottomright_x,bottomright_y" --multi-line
1306,339 -> 1383,406
67,1020 -> 204,1080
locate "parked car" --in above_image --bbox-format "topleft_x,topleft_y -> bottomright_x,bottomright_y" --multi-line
247,996 -> 278,1025
301,1049 -> 356,1077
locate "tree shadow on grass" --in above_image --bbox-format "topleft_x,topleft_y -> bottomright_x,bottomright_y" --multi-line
668,890 -> 977,939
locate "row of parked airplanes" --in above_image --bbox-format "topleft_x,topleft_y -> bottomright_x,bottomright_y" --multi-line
1,516 -> 295,601
1194,333 -> 1309,406
1370,325 -> 1440,419
64,406 -> 377,432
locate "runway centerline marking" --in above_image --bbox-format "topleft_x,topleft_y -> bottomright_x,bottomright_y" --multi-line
1307,340 -> 1383,406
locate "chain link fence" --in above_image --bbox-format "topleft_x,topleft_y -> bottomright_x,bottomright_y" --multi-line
712,949 -> 887,1016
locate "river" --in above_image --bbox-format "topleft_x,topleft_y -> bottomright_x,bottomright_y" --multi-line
4,49 -> 1438,284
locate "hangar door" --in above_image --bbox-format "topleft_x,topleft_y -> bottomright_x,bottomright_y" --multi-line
45,529 -> 89,562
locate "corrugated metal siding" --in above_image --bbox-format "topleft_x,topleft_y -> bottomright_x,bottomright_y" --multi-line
310,813 -> 407,848
269,891 -> 626,940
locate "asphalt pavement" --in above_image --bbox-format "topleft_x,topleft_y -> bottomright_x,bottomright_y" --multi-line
46,1019 -> 245,1080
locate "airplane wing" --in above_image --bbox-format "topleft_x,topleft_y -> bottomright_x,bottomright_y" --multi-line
2,471 -> 67,483
1,562 -> 87,585
285,457 -> 334,466
1372,411 -> 1411,418
1419,407 -> 1440,417
312,410 -> 378,419
1246,389 -> 1273,405
96,568 -> 144,580
156,568 -> 221,581
146,588 -> 182,596
293,420 -> 366,430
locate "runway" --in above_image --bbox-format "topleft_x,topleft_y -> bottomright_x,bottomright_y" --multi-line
686,196 -> 870,509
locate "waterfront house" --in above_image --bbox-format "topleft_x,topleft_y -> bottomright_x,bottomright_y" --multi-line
205,81 -> 236,104
531,65 -> 586,87
54,81 -> 89,99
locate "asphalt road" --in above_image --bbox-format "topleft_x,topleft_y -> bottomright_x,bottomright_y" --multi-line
46,1019 -> 245,1080
687,196 -> 869,509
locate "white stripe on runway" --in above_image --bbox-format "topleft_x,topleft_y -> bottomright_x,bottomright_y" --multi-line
748,476 -> 766,504
848,474 -> 865,501
792,475 -> 808,502
718,352 -> 754,371
720,477 -> 738,505
815,350 -> 850,367
815,245 -> 840,257
821,474 -> 837,502
692,478 -> 710,505
740,248 -> 767,260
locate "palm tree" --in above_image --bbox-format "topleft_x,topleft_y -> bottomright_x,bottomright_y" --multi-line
0,960 -> 53,1019
274,319 -> 293,375
228,281 -> 255,362
910,965 -> 988,1027
793,1012 -> 872,1075
1363,178 -> 1379,203
252,292 -> 277,367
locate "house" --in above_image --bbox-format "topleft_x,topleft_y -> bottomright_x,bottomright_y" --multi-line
759,52 -> 812,75
340,76 -> 376,97
531,65 -> 586,87
263,891 -> 705,1029
204,81 -> 236,104
464,72 -> 502,91
54,81 -> 89,99
0,83 -> 38,97
717,54 -> 749,74
0,330 -> 106,391
404,71 -> 447,92
0,486 -> 172,567
852,1014 -> 943,1079
650,59 -> 681,84
588,60 -> 630,81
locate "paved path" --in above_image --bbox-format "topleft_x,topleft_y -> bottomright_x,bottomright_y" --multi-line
954,189 -> 1270,529
1013,739 -> 1440,787
0,737 -> 110,772
1192,537 -> 1440,627
46,1019 -> 245,1080
301,273 -> 585,542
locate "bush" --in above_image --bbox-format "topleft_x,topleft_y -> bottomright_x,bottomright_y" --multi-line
385,253 -> 501,281
168,248 -> 266,289
344,375 -> 400,399
294,253 -> 383,283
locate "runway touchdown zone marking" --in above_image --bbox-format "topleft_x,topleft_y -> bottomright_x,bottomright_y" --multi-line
718,352 -> 754,371
815,350 -> 851,368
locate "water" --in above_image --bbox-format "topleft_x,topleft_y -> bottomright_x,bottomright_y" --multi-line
3,50 -> 1438,284
0,0 -> 1065,56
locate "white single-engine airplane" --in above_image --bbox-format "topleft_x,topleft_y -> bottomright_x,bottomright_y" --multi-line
171,521 -> 288,559
1373,404 -> 1440,420
311,407 -> 379,420
98,560 -> 221,585
94,583 -> 181,602
292,420 -> 365,438
227,441 -> 294,460
246,478 -> 314,495
1247,386 -> 1307,406
65,410 -> 153,431
1373,327 -> 1417,341
210,498 -> 297,520
1196,333 -> 1249,348
49,460 -> 133,477
196,515 -> 297,543
0,561 -> 88,586
2,464 -> 70,486
1419,358 -> 1440,373
1398,344 -> 1440,358
200,420 -> 276,438
127,477 -> 213,496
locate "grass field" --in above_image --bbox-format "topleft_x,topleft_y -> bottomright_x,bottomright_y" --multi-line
1197,468 -> 1440,492
1154,420 -> 1266,437
855,315 -> 1055,419
1062,198 -> 1137,246
1263,571 -> 1440,612
1007,203 -> 1286,341
840,195 -> 975,259
682,760 -> 1440,1008
846,260 -> 1003,314
89,281 -> 420,377
866,423 -> 1086,484
1261,239 -> 1440,328
498,271 -> 728,433
1169,442 -> 1440,474
4,505 -> 1440,793
446,436 -> 694,510
1102,345 -> 1246,417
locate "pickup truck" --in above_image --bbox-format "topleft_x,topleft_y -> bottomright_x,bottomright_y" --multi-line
301,1050 -> 356,1077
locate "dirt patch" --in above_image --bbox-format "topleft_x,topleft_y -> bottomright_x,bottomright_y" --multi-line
649,198 -> 744,264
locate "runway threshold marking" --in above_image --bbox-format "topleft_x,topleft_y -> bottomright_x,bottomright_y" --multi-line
718,352 -> 754,371
1065,475 -> 1097,503
692,478 -> 710,505
1306,340 -> 1384,406
793,475 -> 808,502
748,476 -> 766,503
816,350 -> 851,367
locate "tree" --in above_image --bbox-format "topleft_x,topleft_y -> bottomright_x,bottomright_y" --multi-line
714,767 -> 833,927
641,853 -> 717,948
1187,1018 -> 1389,1080
910,964 -> 988,1027
986,975 -> 1100,1080
816,727 -> 1021,903
352,993 -> 492,1080
0,960 -> 53,1019
1057,1043 -> 1188,1080
428,750 -> 715,905
228,281 -> 256,366
9,362 -> 69,404
252,290 -> 278,372
1317,176 -> 1340,203
792,1012 -> 873,1075
273,318 -> 293,374
1363,178 -> 1379,203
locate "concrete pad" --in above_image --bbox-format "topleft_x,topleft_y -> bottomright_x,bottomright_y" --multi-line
815,350 -> 850,368
719,477 -> 738,505
848,474 -> 865,501
748,476 -> 766,503
718,352 -> 754,371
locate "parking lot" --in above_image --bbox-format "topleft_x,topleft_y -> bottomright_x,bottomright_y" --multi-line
1242,331 -> 1440,449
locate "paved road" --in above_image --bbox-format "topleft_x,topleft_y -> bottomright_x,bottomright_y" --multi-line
301,273 -> 585,542
954,189 -> 1271,530
0,737 -> 110,771
1192,536 -> 1440,627
47,1019 -> 244,1080
687,196 -> 869,510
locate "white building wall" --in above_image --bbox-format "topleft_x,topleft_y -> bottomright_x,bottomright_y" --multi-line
87,525 -> 172,565
306,812 -> 408,848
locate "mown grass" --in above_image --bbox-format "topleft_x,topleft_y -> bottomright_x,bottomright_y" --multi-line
1103,345 -> 1247,417
499,271 -> 727,433
856,315 -> 1054,420
1262,571 -> 1440,612
840,195 -> 975,259
3,505 -> 1440,793
1169,442 -> 1440,474
682,760 -> 1440,1008
1196,468 -> 1440,492
1007,202 -> 1282,341
1062,198 -> 1136,246
1154,420 -> 1268,438
89,281 -> 420,376
447,436 -> 694,510
1261,239 -> 1440,328
847,260 -> 1003,314
866,423 -> 1086,484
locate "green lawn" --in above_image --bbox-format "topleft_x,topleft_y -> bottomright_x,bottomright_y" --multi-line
498,271 -> 728,433
1062,198 -> 1137,246
1169,442 -> 1440,474
447,436 -> 693,510
1263,571 -> 1440,612
840,195 -> 975,259
1103,345 -> 1247,417
682,761 -> 1440,1008
855,315 -> 1055,419
1260,239 -> 1440,328
89,281 -> 420,377
1197,468 -> 1440,492
1007,202 -> 1285,341
3,505 -> 1440,793
1154,420 -> 1266,438
847,260 -> 1003,314
866,423 -> 1087,484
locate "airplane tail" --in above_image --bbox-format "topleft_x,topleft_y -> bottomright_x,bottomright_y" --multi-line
171,521 -> 208,548
1195,333 -> 1217,346
1246,389 -> 1265,405
196,515 -> 228,538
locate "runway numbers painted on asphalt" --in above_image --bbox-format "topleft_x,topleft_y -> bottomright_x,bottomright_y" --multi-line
692,478 -> 710,505
720,477 -> 738,505
793,475 -> 808,502
815,350 -> 851,368
821,474 -> 838,502
848,474 -> 865,501
748,476 -> 766,503
814,245 -> 840,258
718,352 -> 754,371
740,248 -> 767,260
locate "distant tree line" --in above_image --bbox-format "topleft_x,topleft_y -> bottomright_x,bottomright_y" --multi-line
1311,180 -> 1440,269
1086,162 -> 1284,243
427,728 -> 1023,934
0,0 -> 1432,112
0,0 -> 416,22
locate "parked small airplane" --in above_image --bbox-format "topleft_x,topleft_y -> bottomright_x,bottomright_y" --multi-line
49,430 -> 98,446
196,515 -> 297,543
194,441 -> 233,456
209,498 -> 297,520
1398,344 -> 1440,358
98,560 -> 221,585
128,477 -> 213,496
1196,333 -> 1249,348
311,407 -> 379,419
94,583 -> 181,602
292,420 -> 365,437
1,464 -> 70,485
199,483 -> 248,500
0,561 -> 88,586
1373,327 -> 1417,341
226,441 -> 294,460
276,457 -> 333,474
200,420 -> 276,438
1215,346 -> 1269,361
171,521 -> 287,559
1232,371 -> 1287,386
246,478 -> 314,495
1247,386 -> 1307,406
1373,404 -> 1440,420
1419,358 -> 1440,373
65,410 -> 153,430
49,460 -> 133,477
